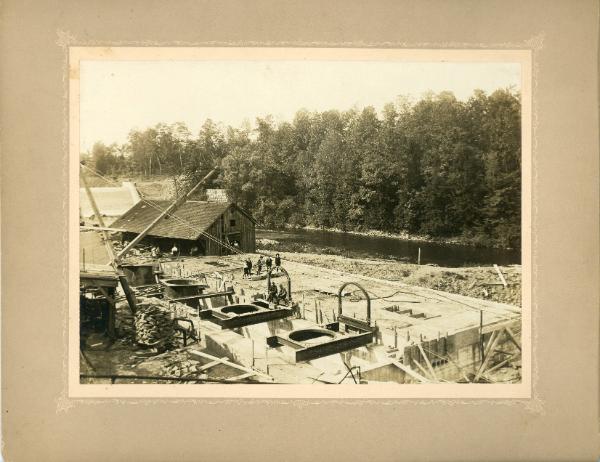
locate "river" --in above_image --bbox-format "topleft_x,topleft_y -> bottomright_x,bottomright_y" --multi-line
256,228 -> 521,267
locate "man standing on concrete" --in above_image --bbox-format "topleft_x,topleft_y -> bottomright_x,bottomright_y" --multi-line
274,253 -> 282,273
265,255 -> 273,273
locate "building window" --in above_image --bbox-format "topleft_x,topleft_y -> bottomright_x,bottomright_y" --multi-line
230,219 -> 236,227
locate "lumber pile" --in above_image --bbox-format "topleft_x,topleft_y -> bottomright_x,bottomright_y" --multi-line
134,301 -> 175,348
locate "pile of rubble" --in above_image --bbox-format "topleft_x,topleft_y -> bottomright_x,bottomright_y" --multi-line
135,349 -> 206,380
412,268 -> 522,306
161,353 -> 204,379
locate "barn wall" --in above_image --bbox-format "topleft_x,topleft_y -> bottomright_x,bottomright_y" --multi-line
204,205 -> 255,255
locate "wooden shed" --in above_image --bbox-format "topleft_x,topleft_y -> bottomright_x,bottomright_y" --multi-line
111,200 -> 256,256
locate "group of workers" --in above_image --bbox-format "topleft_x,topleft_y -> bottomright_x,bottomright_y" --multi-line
243,253 -> 282,278
149,243 -> 199,258
267,281 -> 288,305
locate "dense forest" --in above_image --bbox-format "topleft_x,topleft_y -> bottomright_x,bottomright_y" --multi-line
83,89 -> 521,249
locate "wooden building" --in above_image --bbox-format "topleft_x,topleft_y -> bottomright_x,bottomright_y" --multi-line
111,200 -> 256,256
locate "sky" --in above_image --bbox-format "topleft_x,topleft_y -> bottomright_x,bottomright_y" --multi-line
79,60 -> 521,152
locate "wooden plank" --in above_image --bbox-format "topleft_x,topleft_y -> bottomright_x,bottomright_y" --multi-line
482,353 -> 519,377
197,356 -> 229,372
80,276 -> 119,288
481,319 -> 520,335
168,291 -> 234,302
493,264 -> 508,288
474,329 -> 504,381
417,342 -> 438,380
412,359 -> 433,380
504,327 -> 522,351
482,330 -> 499,359
421,345 -> 470,383
188,349 -> 272,380
230,372 -> 255,380
395,361 -> 432,383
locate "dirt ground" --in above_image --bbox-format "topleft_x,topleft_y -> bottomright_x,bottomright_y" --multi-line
263,251 -> 522,307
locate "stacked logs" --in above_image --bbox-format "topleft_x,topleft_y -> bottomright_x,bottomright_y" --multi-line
134,301 -> 175,349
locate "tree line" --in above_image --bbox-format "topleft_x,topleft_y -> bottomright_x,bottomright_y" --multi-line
83,89 -> 521,249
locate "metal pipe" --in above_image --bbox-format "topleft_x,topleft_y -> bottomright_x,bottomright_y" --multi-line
337,282 -> 371,323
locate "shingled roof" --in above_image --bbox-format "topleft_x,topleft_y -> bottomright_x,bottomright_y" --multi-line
111,200 -> 250,241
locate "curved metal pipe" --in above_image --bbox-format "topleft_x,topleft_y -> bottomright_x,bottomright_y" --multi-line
337,282 -> 371,323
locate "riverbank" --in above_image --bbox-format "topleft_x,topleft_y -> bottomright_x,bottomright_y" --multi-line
256,229 -> 520,267
258,250 -> 522,307
259,225 -> 516,251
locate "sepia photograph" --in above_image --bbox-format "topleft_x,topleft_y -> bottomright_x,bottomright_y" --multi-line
72,47 -> 531,396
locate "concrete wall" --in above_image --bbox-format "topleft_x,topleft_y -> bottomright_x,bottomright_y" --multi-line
402,324 -> 521,383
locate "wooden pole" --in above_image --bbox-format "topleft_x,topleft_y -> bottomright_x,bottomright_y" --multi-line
417,247 -> 421,265
474,329 -> 504,381
479,310 -> 484,359
412,359 -> 433,381
81,164 -> 137,314
482,352 -> 519,376
505,327 -> 522,351
80,167 -> 118,264
493,264 -> 508,288
417,342 -> 438,380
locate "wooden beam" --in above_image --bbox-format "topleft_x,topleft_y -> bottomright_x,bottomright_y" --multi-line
417,342 -> 438,380
197,356 -> 229,372
482,330 -> 499,359
483,353 -> 520,377
230,372 -> 255,380
504,327 -> 522,351
474,329 -> 504,381
189,349 -> 273,380
395,361 -> 432,383
97,286 -> 116,339
412,359 -> 434,381
493,264 -> 508,288
481,319 -> 520,335
422,345 -> 470,383
81,164 -> 138,314
80,168 -> 119,265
